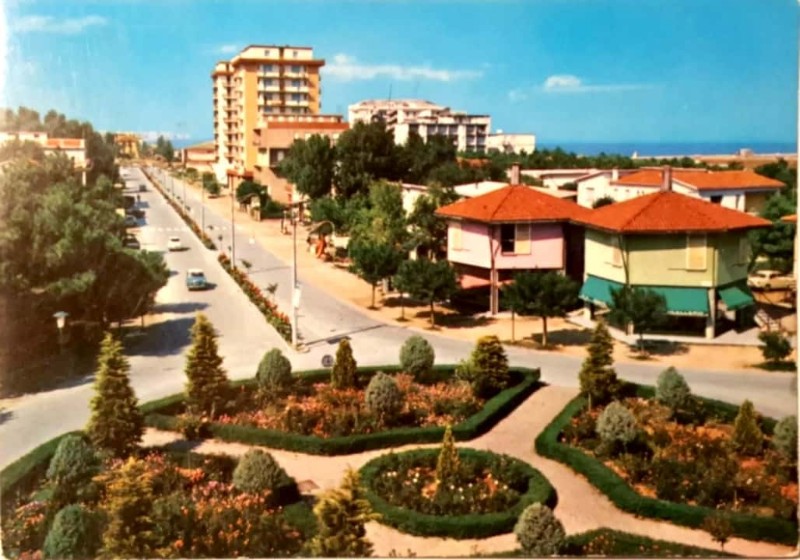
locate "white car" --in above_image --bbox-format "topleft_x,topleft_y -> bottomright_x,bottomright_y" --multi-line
747,270 -> 796,291
167,236 -> 185,251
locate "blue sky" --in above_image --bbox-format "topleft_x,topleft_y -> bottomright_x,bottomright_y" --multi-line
1,0 -> 797,146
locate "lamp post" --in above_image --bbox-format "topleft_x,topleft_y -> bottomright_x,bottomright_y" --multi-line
230,185 -> 237,266
291,207 -> 300,349
53,311 -> 69,354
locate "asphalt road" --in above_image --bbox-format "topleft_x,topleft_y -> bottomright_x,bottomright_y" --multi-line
0,166 -> 795,468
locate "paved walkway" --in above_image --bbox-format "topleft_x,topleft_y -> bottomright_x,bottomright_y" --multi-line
142,385 -> 797,558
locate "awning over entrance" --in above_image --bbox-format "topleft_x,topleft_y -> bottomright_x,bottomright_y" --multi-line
718,282 -> 755,311
579,275 -> 709,316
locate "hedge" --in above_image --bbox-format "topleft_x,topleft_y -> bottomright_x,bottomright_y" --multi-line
534,388 -> 798,546
484,528 -> 737,557
143,365 -> 541,456
359,447 -> 556,539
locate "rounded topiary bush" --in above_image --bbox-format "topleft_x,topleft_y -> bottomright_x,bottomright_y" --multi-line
47,434 -> 101,506
399,336 -> 435,379
365,372 -> 403,423
655,367 -> 691,413
596,401 -> 638,447
256,348 -> 292,393
466,335 -> 510,398
42,504 -> 103,559
514,503 -> 565,556
772,415 -> 797,462
232,449 -> 298,504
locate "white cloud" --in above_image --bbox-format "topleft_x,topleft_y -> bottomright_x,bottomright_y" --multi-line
11,15 -> 107,34
509,74 -> 655,101
322,53 -> 482,82
217,44 -> 239,54
138,131 -> 191,143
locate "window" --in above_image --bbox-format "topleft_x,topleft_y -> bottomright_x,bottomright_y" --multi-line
292,50 -> 298,58
451,222 -> 463,251
611,236 -> 623,267
292,79 -> 301,87
264,49 -> 272,57
291,65 -> 301,73
710,195 -> 722,204
686,234 -> 707,270
499,224 -> 531,254
738,237 -> 750,264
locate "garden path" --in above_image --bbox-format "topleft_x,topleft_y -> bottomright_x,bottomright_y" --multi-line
141,385 -> 797,558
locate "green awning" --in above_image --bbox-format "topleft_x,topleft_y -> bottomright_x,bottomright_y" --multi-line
579,275 -> 622,306
579,276 -> 709,316
718,283 -> 755,311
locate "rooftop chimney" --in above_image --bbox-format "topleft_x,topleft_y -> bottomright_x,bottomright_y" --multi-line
661,165 -> 672,191
611,168 -> 619,182
510,162 -> 521,185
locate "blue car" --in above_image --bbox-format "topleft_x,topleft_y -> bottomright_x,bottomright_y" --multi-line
186,269 -> 208,290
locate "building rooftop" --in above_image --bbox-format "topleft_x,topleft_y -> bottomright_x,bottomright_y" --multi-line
436,185 -> 588,223
349,99 -> 444,110
613,169 -> 785,191
576,190 -> 772,234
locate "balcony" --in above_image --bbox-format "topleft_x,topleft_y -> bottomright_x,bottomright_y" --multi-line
266,99 -> 284,106
282,85 -> 309,93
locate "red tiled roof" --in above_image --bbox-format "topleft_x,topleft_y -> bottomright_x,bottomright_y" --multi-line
614,169 -> 784,191
435,185 -> 589,223
782,214 -> 797,223
576,190 -> 771,233
45,138 -> 85,150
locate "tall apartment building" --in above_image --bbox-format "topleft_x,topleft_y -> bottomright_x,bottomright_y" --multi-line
348,99 -> 491,153
212,45 -> 325,189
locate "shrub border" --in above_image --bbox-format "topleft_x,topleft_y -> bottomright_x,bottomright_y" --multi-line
141,167 -> 216,250
533,386 -> 797,546
359,447 -> 556,539
143,365 -> 541,456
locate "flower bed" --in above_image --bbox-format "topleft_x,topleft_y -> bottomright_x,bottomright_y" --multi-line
217,253 -> 292,342
143,365 -> 541,455
359,447 -> 555,538
1,437 -> 310,559
535,385 -> 798,546
141,168 -> 216,250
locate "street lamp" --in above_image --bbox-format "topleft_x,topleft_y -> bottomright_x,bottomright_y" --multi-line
230,186 -> 237,266
290,207 -> 300,349
53,311 -> 69,353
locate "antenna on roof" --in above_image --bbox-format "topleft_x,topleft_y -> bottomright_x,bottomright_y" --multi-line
388,84 -> 392,101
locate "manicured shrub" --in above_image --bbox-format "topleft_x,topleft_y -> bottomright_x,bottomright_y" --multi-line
46,434 -> 100,507
308,468 -> 379,557
399,335 -> 435,379
466,335 -> 510,398
331,338 -> 357,389
86,333 -> 144,457
176,412 -> 211,440
435,425 -> 461,487
578,320 -> 619,408
732,400 -> 764,456
759,331 -> 793,364
232,449 -> 293,497
513,503 -> 565,556
773,415 -> 798,462
184,313 -> 230,419
596,401 -> 637,448
364,372 -> 403,424
655,366 -> 691,414
256,348 -> 292,393
42,504 -> 103,559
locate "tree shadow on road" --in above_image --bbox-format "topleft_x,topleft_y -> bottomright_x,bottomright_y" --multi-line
123,316 -> 195,357
154,301 -> 209,315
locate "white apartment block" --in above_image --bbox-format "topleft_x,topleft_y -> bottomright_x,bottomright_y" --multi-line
348,99 -> 491,153
486,132 -> 536,155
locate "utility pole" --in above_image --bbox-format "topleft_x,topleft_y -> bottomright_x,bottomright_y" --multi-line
201,179 -> 206,232
291,208 -> 299,349
230,186 -> 236,264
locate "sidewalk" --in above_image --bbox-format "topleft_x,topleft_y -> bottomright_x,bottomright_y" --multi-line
165,169 -> 786,373
142,384 -> 796,558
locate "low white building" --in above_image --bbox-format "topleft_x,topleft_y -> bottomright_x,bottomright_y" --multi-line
520,168 -> 599,189
0,131 -> 88,184
349,99 -> 490,153
452,180 -> 577,201
486,132 -> 536,155
576,167 -> 785,213
575,169 -> 641,207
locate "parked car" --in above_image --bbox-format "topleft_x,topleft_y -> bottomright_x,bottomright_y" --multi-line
122,236 -> 141,250
124,215 -> 138,228
186,269 -> 208,290
126,208 -> 145,219
167,236 -> 185,251
747,270 -> 796,291
139,184 -> 147,192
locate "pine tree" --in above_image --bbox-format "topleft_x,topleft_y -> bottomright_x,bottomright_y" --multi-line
435,425 -> 461,490
86,333 -> 144,457
470,335 -> 510,398
98,457 -> 157,558
308,468 -> 380,557
184,313 -> 230,418
331,338 -> 358,389
732,400 -> 764,456
578,320 -> 620,409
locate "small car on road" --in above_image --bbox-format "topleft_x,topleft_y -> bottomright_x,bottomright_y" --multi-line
122,236 -> 141,250
167,236 -> 185,251
747,270 -> 796,291
124,215 -> 138,228
186,269 -> 208,291
139,184 -> 147,192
